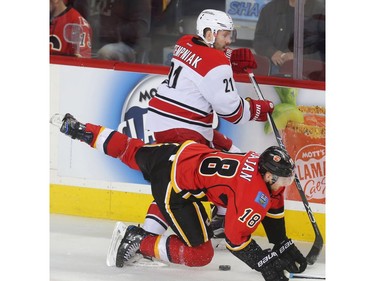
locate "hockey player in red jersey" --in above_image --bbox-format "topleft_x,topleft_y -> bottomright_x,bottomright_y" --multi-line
50,0 -> 92,58
55,113 -> 307,281
144,9 -> 274,237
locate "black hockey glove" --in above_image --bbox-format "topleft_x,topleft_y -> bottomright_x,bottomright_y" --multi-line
211,214 -> 225,238
210,205 -> 225,238
228,239 -> 288,281
257,249 -> 289,281
273,238 -> 307,273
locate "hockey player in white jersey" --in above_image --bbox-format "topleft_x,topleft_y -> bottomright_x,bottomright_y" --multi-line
143,9 -> 275,237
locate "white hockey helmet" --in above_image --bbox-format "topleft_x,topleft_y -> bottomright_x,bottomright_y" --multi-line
196,9 -> 235,45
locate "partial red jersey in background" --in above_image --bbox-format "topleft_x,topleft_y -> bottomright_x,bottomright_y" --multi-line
50,6 -> 92,58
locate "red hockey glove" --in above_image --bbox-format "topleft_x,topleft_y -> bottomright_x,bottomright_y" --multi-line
246,97 -> 274,122
212,130 -> 233,151
224,48 -> 233,60
230,48 -> 258,73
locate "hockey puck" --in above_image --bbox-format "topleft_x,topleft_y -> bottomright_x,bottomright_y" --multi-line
219,264 -> 231,271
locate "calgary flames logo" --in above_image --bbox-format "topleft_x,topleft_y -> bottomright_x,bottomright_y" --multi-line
273,155 -> 281,162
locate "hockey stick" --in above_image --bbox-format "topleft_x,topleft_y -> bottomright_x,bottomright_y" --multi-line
287,272 -> 325,280
248,72 -> 323,265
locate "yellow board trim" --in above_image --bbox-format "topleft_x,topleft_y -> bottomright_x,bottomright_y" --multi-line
50,184 -> 325,243
50,184 -> 154,222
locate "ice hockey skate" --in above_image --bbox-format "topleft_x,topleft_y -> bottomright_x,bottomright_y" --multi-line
106,222 -> 147,267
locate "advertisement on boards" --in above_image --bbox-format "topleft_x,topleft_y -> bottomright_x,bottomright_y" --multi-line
51,64 -> 325,205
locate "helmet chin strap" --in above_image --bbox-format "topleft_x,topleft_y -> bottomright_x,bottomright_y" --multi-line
201,29 -> 216,47
199,36 -> 213,47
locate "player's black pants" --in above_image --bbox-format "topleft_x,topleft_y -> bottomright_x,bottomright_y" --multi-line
135,144 -> 214,246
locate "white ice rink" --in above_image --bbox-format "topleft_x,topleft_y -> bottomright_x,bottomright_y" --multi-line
50,214 -> 326,281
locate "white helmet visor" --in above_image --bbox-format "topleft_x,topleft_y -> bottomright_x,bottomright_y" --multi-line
215,28 -> 237,42
274,173 -> 295,186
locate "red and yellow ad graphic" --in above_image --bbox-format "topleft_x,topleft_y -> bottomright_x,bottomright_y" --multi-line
265,87 -> 326,204
283,106 -> 326,203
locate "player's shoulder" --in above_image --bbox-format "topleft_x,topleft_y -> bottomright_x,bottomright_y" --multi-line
174,35 -> 230,76
65,7 -> 91,26
64,6 -> 80,19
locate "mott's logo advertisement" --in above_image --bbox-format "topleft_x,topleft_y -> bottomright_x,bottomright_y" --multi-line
119,75 -> 166,144
50,62 -> 325,242
265,86 -> 326,204
52,63 -> 325,207
294,144 -> 325,202
282,110 -> 326,204
118,77 -> 326,204
119,74 -> 220,143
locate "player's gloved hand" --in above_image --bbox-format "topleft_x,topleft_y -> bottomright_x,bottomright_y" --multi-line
60,113 -> 93,144
212,130 -> 241,152
212,130 -> 233,151
211,213 -> 225,238
273,238 -> 307,273
228,239 -> 288,281
258,249 -> 289,281
230,48 -> 258,73
246,97 -> 274,121
210,205 -> 226,238
224,47 -> 233,60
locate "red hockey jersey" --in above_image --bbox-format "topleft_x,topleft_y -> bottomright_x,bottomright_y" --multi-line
170,141 -> 283,247
87,123 -> 285,249
146,35 -> 251,142
50,7 -> 92,58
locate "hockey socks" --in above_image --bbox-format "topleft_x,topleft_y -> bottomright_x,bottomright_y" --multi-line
140,234 -> 214,267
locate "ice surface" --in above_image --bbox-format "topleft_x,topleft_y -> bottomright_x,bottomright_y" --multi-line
50,214 -> 326,281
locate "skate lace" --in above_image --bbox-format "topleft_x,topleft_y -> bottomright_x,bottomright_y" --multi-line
122,240 -> 140,261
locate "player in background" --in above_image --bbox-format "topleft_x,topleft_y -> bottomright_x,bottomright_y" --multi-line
143,9 -> 274,238
54,113 -> 307,281
50,0 -> 92,58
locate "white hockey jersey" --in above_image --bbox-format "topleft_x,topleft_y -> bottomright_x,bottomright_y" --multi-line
146,35 -> 251,142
